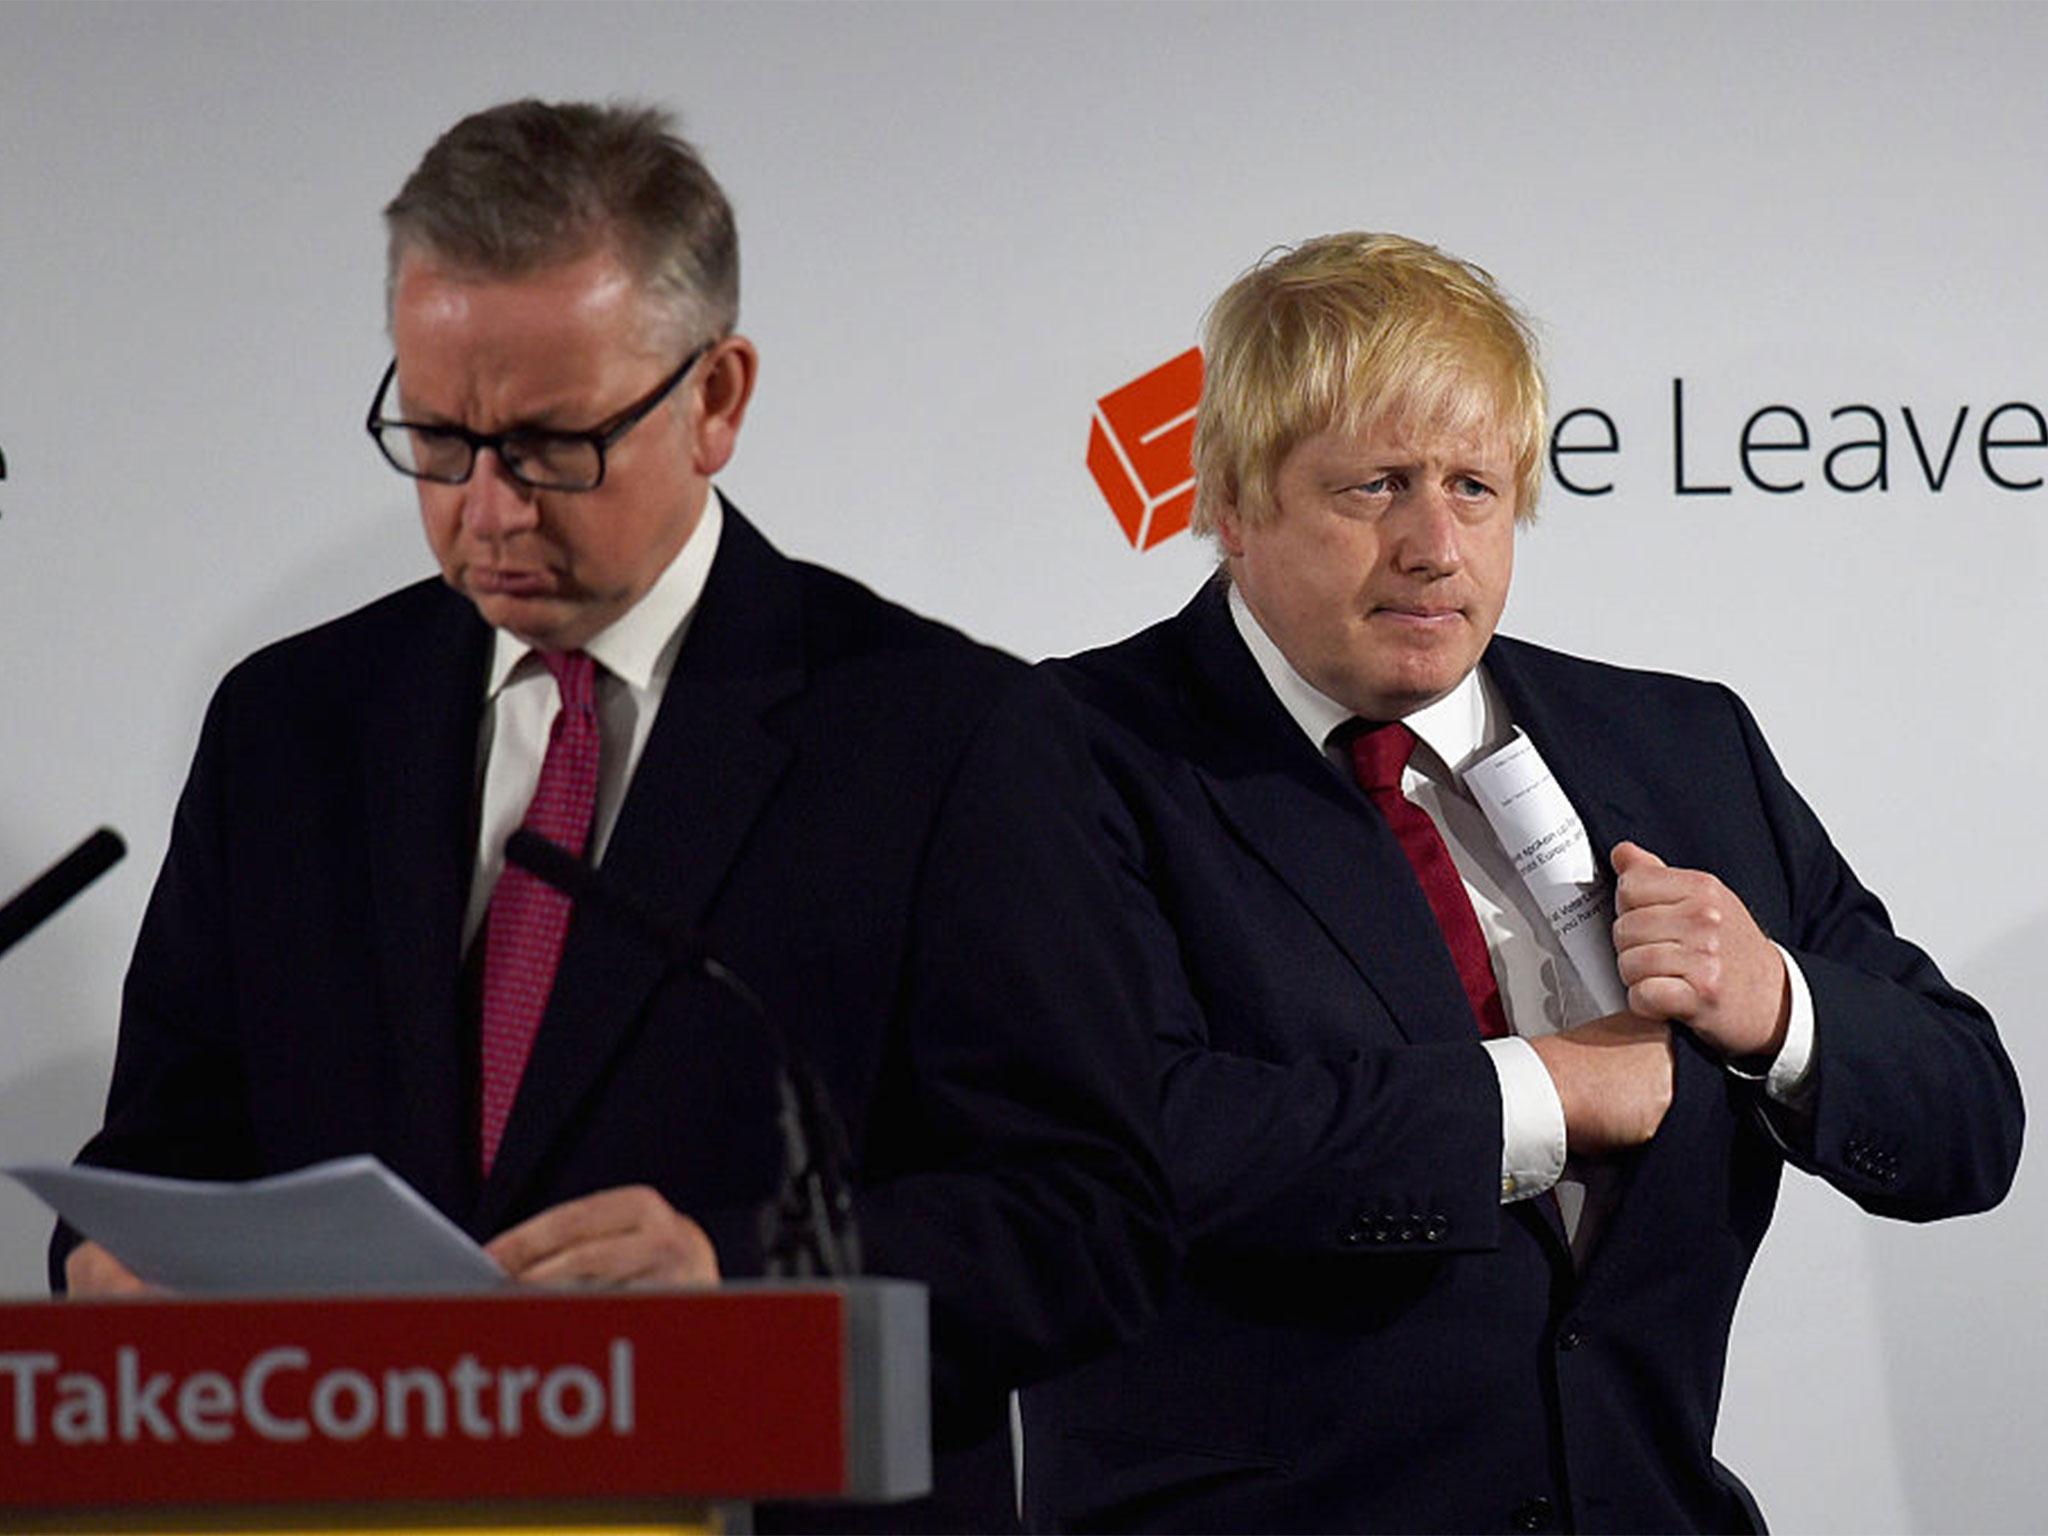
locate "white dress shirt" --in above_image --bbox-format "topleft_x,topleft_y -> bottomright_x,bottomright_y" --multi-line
1226,585 -> 1814,1252
461,494 -> 725,950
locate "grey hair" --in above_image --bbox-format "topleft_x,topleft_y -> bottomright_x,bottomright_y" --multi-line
382,98 -> 738,352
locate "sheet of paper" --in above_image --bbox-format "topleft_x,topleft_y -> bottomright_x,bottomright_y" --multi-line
6,1154 -> 506,1295
1462,731 -> 1628,1017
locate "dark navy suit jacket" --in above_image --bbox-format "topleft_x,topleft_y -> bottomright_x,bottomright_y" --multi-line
1021,578 -> 2021,1534
63,505 -> 1174,1532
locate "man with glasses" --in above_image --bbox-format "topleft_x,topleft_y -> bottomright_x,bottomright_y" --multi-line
56,99 -> 1170,1531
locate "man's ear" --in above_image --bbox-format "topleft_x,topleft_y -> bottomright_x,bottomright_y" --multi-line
1216,501 -> 1247,559
690,335 -> 759,476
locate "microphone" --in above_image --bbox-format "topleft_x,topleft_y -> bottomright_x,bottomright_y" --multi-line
0,828 -> 125,961
503,829 -> 861,1280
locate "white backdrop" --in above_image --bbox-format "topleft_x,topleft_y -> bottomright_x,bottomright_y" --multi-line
2,4 -> 2042,1530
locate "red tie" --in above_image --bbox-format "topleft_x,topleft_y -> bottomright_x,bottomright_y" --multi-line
478,650 -> 602,1173
1346,722 -> 1510,1040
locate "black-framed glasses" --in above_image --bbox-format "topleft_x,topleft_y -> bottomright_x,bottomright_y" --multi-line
364,342 -> 710,492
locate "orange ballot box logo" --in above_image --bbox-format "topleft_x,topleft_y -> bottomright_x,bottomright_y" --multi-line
0,1287 -> 889,1514
1088,349 -> 1203,550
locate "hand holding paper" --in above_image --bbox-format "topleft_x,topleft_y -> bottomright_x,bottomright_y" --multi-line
13,1156 -> 506,1296
63,1239 -> 151,1298
1610,841 -> 1791,1060
486,1184 -> 721,1289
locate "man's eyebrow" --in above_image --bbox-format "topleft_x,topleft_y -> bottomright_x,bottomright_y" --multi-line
394,396 -> 587,434
503,412 -> 588,435
391,389 -> 461,429
1319,451 -> 1414,473
507,395 -> 609,433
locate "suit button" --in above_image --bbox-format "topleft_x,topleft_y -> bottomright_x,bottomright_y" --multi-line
1423,1215 -> 1448,1243
1558,1325 -> 1583,1352
1511,1495 -> 1555,1531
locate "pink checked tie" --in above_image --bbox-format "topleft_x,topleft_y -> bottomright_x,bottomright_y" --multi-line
478,650 -> 602,1173
1347,721 -> 1510,1040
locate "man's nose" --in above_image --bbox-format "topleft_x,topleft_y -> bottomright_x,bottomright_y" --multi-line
1391,485 -> 1463,574
461,449 -> 541,537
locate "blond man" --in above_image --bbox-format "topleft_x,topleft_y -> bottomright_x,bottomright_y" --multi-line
1022,234 -> 2020,1534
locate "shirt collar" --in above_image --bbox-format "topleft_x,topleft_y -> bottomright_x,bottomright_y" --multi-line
486,490 -> 725,696
1225,578 -> 1508,778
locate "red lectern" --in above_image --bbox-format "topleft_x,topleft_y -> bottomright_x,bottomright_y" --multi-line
0,1280 -> 928,1533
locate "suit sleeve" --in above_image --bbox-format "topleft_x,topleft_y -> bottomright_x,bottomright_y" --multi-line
49,678 -> 262,1288
849,672 -> 1177,1443
1730,687 -> 2022,1219
1070,724 -> 1507,1261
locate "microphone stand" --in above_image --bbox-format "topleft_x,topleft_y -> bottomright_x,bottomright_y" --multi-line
504,829 -> 860,1280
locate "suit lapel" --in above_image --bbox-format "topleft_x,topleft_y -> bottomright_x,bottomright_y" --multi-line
362,585 -> 494,1224
1175,584 -> 1481,1047
1179,594 -> 1574,1263
476,506 -> 802,1230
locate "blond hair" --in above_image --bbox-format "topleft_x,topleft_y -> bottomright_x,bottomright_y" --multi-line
1192,232 -> 1546,534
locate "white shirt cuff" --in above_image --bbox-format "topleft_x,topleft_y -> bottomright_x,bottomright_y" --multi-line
1725,942 -> 1817,1108
1485,1036 -> 1566,1202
